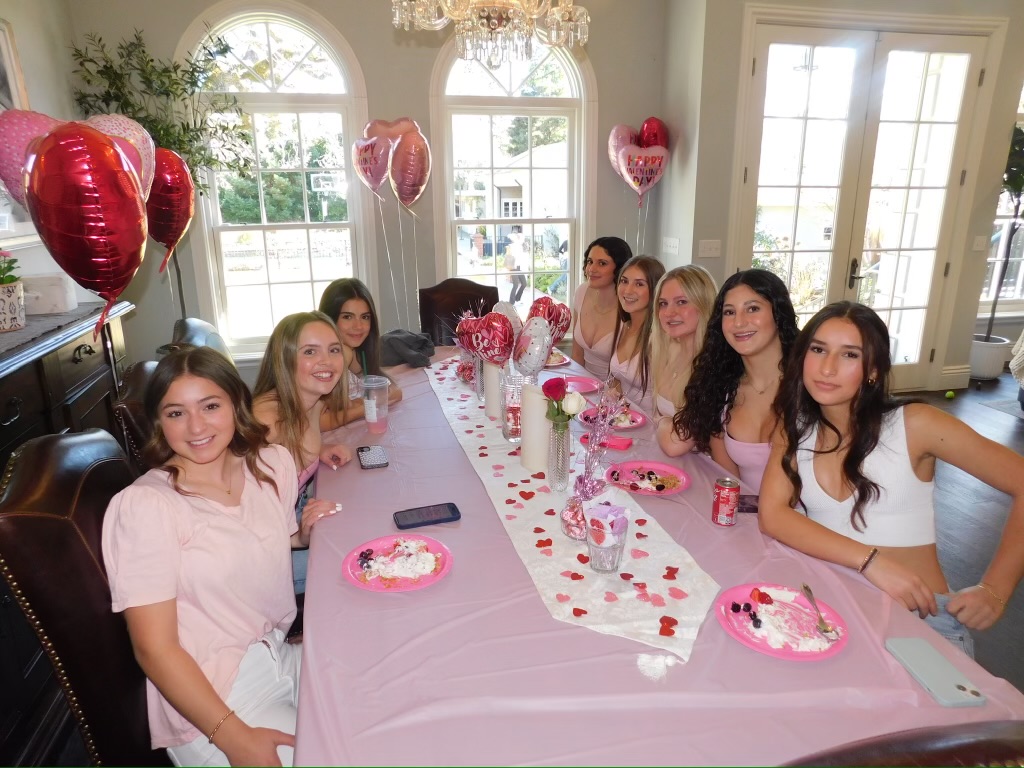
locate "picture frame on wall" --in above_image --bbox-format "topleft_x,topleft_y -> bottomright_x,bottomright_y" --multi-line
0,17 -> 40,248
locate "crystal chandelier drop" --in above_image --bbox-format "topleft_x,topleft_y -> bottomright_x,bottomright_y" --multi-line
392,1 -> 590,68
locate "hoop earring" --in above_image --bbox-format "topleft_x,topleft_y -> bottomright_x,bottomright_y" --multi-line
866,377 -> 876,386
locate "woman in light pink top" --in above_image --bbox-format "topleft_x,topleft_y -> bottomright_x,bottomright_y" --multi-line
570,237 -> 632,379
608,255 -> 665,416
102,347 -> 338,766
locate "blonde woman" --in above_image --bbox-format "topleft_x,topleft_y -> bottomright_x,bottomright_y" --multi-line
651,266 -> 717,455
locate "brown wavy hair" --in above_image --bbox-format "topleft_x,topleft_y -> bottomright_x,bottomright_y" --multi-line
142,345 -> 277,496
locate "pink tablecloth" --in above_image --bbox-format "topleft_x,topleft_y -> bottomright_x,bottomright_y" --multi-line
296,352 -> 1024,766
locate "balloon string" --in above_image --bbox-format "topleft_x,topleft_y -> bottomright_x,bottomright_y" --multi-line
636,198 -> 642,254
171,251 -> 186,319
378,195 -> 400,333
622,185 -> 629,243
94,299 -> 113,342
642,189 -> 651,254
395,202 -> 410,331
411,213 -> 420,332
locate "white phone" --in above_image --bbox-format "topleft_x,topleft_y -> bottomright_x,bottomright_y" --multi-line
885,637 -> 986,707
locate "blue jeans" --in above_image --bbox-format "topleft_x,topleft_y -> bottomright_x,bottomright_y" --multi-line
924,593 -> 975,658
292,475 -> 315,594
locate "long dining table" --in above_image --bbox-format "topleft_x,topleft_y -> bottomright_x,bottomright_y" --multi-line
296,351 -> 1024,766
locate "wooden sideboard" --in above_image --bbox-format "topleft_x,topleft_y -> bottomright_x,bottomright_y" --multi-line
0,301 -> 134,766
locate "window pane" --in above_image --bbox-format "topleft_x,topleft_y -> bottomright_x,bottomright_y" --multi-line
532,170 -> 567,217
793,188 -> 839,250
759,118 -> 803,185
764,45 -> 811,118
217,172 -> 262,225
226,285 -> 273,337
220,231 -> 267,287
880,51 -> 926,121
531,117 -> 568,167
801,120 -> 846,186
311,228 -> 352,280
262,172 -> 305,223
270,282 -> 316,325
454,115 -> 492,167
266,229 -> 310,282
454,170 -> 493,219
306,172 -> 348,223
301,113 -> 345,167
255,113 -> 300,169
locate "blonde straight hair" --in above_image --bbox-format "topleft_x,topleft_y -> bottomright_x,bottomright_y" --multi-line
253,311 -> 348,466
649,265 -> 717,417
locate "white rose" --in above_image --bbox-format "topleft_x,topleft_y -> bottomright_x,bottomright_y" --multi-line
562,391 -> 586,416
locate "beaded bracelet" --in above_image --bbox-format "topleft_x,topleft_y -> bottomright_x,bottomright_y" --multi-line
208,709 -> 235,744
978,581 -> 1007,609
858,547 -> 879,574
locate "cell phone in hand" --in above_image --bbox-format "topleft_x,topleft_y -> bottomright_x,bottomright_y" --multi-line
357,445 -> 389,469
738,494 -> 759,514
394,502 -> 461,530
885,637 -> 986,707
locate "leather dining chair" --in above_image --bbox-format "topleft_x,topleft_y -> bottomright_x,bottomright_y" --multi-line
157,317 -> 233,362
113,360 -> 158,476
418,278 -> 499,345
0,430 -> 169,766
785,719 -> 1024,766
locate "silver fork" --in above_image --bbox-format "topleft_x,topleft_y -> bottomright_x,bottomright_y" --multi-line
801,583 -> 840,642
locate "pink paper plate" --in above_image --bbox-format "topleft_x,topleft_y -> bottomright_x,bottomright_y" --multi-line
545,352 -> 571,368
342,534 -> 453,593
605,460 -> 690,496
715,583 -> 848,661
578,407 -> 647,430
562,375 -> 601,394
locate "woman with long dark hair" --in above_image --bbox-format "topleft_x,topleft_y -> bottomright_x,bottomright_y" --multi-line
607,255 -> 665,415
759,301 -> 1024,655
570,236 -> 633,379
318,278 -> 403,429
669,269 -> 798,493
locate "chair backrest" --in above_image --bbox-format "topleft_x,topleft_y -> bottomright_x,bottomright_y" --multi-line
785,719 -> 1024,766
113,360 -> 158,476
418,278 -> 499,345
157,317 -> 233,363
0,430 -> 169,766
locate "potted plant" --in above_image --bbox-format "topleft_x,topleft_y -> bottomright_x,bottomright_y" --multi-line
0,249 -> 25,332
970,125 -> 1024,379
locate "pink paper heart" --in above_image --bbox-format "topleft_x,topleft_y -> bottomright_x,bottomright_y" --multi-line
636,592 -> 651,602
493,472 -> 503,477
668,587 -> 688,600
505,514 -> 517,520
630,548 -> 650,559
560,570 -> 573,577
604,591 -> 618,602
556,593 -> 571,603
536,485 -> 551,493
650,594 -> 666,607
540,548 -> 553,556
513,502 -> 524,509
492,464 -> 504,469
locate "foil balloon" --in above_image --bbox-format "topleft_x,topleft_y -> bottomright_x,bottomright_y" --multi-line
389,127 -> 431,208
0,109 -> 63,207
617,145 -> 670,204
147,148 -> 195,273
491,300 -> 523,338
85,114 -> 156,200
513,316 -> 554,377
639,116 -> 670,150
352,136 -> 391,194
528,297 -> 572,345
607,124 -> 639,185
456,311 -> 515,366
24,122 -> 147,334
363,117 -> 419,143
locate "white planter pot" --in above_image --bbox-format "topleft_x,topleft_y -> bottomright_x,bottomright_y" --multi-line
969,333 -> 1012,380
0,281 -> 25,333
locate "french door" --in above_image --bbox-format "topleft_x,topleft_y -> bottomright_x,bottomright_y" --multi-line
739,25 -> 986,389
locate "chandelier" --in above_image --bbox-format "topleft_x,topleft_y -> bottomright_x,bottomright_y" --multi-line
392,1 -> 590,68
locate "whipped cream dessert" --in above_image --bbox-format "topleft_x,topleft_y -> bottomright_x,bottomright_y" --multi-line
360,539 -> 441,583
747,587 -> 836,652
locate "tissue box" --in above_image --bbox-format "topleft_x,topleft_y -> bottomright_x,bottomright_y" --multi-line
22,273 -> 78,315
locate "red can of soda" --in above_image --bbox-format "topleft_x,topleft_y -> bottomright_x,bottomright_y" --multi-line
712,477 -> 739,526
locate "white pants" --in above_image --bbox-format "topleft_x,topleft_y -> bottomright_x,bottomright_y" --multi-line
167,629 -> 301,767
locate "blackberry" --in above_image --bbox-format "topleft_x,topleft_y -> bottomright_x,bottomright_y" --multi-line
731,601 -> 741,613
741,602 -> 751,612
752,618 -> 762,629
748,611 -> 758,621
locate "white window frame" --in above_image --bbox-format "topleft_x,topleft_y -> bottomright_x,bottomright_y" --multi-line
428,39 -> 598,293
176,0 -> 374,360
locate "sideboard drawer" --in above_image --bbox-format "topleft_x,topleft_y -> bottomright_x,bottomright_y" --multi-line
0,364 -> 47,451
54,333 -> 109,395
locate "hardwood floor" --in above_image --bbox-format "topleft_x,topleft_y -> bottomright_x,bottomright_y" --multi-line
913,373 -> 1024,692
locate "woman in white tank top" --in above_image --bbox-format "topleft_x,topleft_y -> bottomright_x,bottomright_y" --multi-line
759,302 -> 1024,651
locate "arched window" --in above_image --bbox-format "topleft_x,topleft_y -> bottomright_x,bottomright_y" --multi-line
181,8 -> 370,355
434,44 -> 592,314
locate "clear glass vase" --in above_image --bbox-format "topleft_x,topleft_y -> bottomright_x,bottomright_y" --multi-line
474,357 -> 484,401
500,371 -> 525,443
548,420 -> 570,492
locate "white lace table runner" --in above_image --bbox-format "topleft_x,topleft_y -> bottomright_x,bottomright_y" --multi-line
428,359 -> 719,660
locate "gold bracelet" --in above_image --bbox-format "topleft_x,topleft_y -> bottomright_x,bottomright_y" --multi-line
978,581 -> 1007,609
208,709 -> 235,744
858,547 -> 879,574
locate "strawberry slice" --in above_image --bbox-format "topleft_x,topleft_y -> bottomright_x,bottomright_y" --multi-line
589,518 -> 607,545
758,591 -> 774,605
750,587 -> 762,604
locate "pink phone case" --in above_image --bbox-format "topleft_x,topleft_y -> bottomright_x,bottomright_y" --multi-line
579,434 -> 632,450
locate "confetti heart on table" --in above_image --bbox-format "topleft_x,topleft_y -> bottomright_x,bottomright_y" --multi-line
650,594 -> 666,607
556,593 -> 570,603
531,472 -> 545,479
604,592 -> 618,602
636,518 -> 648,526
577,554 -> 590,564
536,538 -> 553,547
572,608 -> 588,617
636,532 -> 649,539
631,549 -> 650,559
540,548 -> 553,556
533,527 -> 546,533
519,490 -> 536,501
668,587 -> 688,600
537,485 -> 551,493
505,514 -> 517,520
544,508 -> 556,516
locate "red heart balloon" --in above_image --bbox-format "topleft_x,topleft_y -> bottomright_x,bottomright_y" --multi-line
639,116 -> 669,150
456,312 -> 515,366
528,296 -> 572,345
147,148 -> 195,273
24,122 -> 146,333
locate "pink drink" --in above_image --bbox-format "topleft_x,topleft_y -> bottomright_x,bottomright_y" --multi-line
367,415 -> 388,435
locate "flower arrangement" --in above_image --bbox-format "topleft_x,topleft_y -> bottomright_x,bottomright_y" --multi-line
0,250 -> 19,285
541,377 -> 586,425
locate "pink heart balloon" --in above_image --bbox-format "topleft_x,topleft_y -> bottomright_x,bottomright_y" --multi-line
607,124 -> 639,185
389,128 -> 431,208
617,145 -> 670,202
85,114 -> 156,200
364,117 -> 419,142
456,312 -> 515,366
0,110 -> 64,206
352,136 -> 391,194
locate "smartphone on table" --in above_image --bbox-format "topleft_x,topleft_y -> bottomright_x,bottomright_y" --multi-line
885,637 -> 986,707
394,502 -> 461,530
357,445 -> 389,469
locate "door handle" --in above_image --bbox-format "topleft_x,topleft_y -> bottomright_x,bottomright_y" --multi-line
0,396 -> 21,426
848,259 -> 865,290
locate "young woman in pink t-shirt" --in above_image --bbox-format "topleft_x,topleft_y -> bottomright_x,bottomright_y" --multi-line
102,347 -> 337,766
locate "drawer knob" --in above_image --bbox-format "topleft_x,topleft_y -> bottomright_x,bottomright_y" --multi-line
0,396 -> 22,426
71,344 -> 96,363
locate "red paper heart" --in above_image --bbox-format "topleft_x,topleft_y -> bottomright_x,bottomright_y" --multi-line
572,607 -> 587,617
570,572 -> 584,581
508,482 -> 517,488
536,538 -> 553,547
620,573 -> 634,581
505,499 -> 515,505
544,508 -> 556,516
533,527 -> 546,533
540,548 -> 553,556
659,624 -> 676,637
519,490 -> 535,501
633,582 -> 648,591
576,554 -> 590,564
660,615 -> 679,627
636,532 -> 648,539
636,518 -> 648,526
663,570 -> 676,581
531,472 -> 546,479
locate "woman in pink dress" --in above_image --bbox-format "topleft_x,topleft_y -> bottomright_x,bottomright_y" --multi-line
570,236 -> 632,379
607,255 -> 665,416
